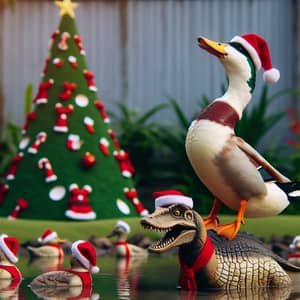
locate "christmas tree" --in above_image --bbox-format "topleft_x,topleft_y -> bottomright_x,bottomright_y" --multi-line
0,0 -> 148,221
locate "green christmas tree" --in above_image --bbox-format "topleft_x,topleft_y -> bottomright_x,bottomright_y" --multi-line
0,0 -> 148,221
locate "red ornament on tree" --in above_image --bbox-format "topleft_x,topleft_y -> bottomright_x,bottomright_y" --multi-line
81,152 -> 96,168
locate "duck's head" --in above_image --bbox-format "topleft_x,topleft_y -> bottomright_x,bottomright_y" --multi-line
198,34 -> 280,93
107,220 -> 131,240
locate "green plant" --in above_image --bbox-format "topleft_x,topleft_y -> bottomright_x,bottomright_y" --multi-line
0,121 -> 21,181
235,85 -> 289,148
109,102 -> 168,188
0,83 -> 32,181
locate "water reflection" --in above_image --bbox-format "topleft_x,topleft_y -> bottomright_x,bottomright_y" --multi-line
30,284 -> 100,299
28,256 -> 64,273
0,278 -> 21,299
115,256 -> 148,300
179,286 -> 292,300
10,255 -> 300,299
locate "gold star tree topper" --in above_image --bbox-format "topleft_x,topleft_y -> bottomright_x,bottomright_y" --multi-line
55,0 -> 79,18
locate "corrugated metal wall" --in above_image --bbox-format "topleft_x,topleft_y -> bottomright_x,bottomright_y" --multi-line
0,0 -> 295,126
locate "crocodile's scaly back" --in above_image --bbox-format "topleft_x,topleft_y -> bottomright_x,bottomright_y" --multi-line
141,204 -> 300,290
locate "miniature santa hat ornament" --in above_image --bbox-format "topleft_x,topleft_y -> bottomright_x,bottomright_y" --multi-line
38,229 -> 58,244
115,220 -> 131,234
154,190 -> 193,209
0,234 -> 19,263
71,240 -> 99,274
230,33 -> 280,84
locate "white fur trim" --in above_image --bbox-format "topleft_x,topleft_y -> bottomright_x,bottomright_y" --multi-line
116,220 -> 130,234
69,183 -> 78,191
45,175 -> 57,183
0,234 -> 18,263
84,116 -> 94,126
53,126 -> 68,133
155,195 -> 193,209
65,210 -> 96,220
263,68 -> 280,84
230,36 -> 261,70
91,266 -> 100,274
71,240 -> 90,269
38,231 -> 58,244
83,185 -> 92,193
290,235 -> 300,249
100,138 -> 109,146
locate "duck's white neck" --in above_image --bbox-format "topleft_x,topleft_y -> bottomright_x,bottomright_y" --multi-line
217,72 -> 252,119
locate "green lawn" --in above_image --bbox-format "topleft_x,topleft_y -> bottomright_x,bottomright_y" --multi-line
0,214 -> 299,243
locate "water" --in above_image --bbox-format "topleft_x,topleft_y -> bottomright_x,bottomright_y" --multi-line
3,254 -> 300,299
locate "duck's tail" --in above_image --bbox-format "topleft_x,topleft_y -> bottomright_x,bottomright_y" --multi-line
275,181 -> 300,201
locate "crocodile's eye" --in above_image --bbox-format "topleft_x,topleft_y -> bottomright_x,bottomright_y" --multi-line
173,209 -> 181,217
185,211 -> 193,221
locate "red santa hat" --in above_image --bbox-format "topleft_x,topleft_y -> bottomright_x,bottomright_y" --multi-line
230,33 -> 280,84
115,220 -> 130,234
38,229 -> 58,244
154,190 -> 193,209
71,240 -> 99,274
0,234 -> 19,263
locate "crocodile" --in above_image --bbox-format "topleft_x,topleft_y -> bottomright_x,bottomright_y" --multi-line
141,203 -> 300,290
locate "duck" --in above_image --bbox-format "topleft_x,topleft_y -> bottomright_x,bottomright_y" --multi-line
27,229 -> 66,258
185,33 -> 300,240
288,235 -> 300,266
141,190 -> 300,290
0,234 -> 22,281
29,240 -> 99,288
107,220 -> 148,258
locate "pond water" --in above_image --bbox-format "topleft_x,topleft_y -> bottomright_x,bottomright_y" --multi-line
4,254 -> 300,299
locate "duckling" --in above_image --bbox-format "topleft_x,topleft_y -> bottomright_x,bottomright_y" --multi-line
185,33 -> 300,240
27,229 -> 66,258
29,240 -> 99,288
0,234 -> 22,281
288,236 -> 300,266
107,220 -> 148,258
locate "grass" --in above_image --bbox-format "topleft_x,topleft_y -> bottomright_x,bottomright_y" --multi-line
0,214 -> 299,243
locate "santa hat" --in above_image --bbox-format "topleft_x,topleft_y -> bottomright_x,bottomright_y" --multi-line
38,229 -> 58,244
230,33 -> 280,84
0,234 -> 19,263
154,190 -> 193,209
289,235 -> 300,250
71,240 -> 99,274
115,220 -> 130,234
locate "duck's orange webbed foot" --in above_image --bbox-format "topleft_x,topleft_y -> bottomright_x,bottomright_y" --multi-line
203,198 -> 221,230
216,199 -> 247,240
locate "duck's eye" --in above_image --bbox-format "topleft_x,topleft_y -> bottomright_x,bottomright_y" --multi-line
173,209 -> 181,217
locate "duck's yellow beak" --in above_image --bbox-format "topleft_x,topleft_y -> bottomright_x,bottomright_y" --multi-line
198,36 -> 227,58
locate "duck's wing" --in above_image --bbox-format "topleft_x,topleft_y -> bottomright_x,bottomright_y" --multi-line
128,244 -> 148,256
29,270 -> 75,287
27,245 -> 59,257
233,136 -> 290,183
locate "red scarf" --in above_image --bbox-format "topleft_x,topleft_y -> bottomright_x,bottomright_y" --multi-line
288,252 -> 300,258
179,236 -> 214,290
66,269 -> 92,286
115,241 -> 130,259
0,265 -> 22,281
47,244 -> 64,259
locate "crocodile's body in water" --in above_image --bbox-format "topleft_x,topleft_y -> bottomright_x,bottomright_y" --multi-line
141,204 -> 300,290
